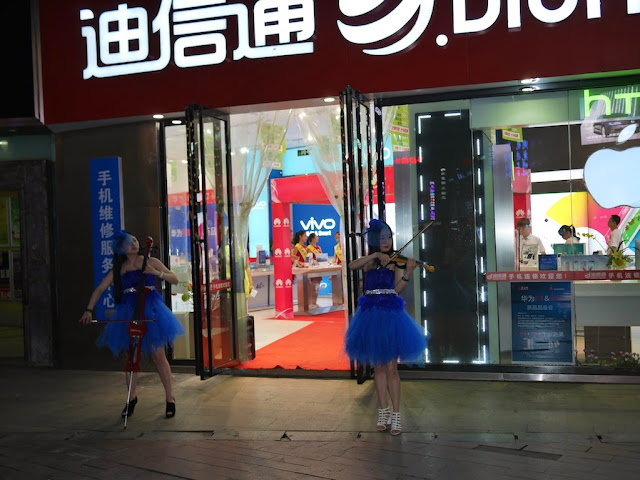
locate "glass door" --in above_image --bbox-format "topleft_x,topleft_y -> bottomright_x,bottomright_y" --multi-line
340,86 -> 375,383
186,104 -> 237,378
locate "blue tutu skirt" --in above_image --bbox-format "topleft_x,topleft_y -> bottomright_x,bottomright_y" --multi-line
345,293 -> 427,366
96,290 -> 185,356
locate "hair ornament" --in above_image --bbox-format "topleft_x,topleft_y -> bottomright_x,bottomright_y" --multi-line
112,230 -> 132,255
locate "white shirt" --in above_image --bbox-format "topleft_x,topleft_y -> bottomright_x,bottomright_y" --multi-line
565,237 -> 580,244
608,228 -> 622,253
520,234 -> 546,256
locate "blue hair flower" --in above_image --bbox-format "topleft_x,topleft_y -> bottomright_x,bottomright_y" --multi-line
112,230 -> 132,255
363,219 -> 392,247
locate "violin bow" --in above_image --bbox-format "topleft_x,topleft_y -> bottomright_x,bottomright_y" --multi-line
384,220 -> 435,267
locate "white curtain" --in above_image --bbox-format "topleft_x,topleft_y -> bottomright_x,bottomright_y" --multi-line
293,104 -> 399,221
231,110 -> 292,259
293,106 -> 344,219
230,110 -> 291,361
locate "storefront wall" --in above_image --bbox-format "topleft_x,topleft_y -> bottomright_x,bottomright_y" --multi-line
33,1 -> 640,372
55,122 -> 165,370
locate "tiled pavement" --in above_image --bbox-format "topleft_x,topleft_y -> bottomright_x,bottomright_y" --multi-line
1,367 -> 640,479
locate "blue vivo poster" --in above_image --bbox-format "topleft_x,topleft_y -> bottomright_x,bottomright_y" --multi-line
511,282 -> 574,364
292,204 -> 339,296
90,157 -> 124,320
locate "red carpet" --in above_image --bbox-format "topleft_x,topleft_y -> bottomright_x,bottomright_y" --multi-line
238,311 -> 350,370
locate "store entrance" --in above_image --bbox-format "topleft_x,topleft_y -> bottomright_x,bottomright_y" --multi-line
185,104 -> 238,378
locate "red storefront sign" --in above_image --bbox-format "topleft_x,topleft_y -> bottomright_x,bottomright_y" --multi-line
37,1 -> 640,125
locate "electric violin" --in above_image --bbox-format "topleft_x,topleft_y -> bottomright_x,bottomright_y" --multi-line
123,236 -> 154,429
386,253 -> 435,273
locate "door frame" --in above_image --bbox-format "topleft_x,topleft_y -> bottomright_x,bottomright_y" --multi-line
340,86 -> 377,383
185,104 -> 238,378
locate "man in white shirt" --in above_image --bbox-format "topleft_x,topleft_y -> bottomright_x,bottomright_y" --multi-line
517,218 -> 546,266
607,214 -> 623,254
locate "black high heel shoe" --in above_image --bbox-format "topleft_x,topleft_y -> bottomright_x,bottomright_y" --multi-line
121,396 -> 137,418
165,398 -> 176,418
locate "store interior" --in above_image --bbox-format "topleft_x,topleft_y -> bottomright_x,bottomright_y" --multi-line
163,102 -> 357,370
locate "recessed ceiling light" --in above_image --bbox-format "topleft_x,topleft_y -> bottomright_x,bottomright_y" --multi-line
153,114 -> 164,119
520,86 -> 539,93
172,119 -> 182,125
520,78 -> 539,84
323,97 -> 335,103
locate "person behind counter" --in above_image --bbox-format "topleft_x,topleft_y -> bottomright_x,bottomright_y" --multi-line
332,231 -> 342,265
306,233 -> 322,309
344,219 -> 426,436
558,225 -> 580,244
517,217 -> 546,263
291,230 -> 308,268
607,214 -> 623,254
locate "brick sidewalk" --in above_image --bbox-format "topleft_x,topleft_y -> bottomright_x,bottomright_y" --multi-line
1,367 -> 639,479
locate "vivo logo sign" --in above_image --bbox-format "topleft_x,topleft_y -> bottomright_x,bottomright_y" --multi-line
79,0 -> 639,79
339,0 -> 640,53
300,217 -> 336,233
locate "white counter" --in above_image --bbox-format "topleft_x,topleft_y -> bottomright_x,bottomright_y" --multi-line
574,280 -> 640,327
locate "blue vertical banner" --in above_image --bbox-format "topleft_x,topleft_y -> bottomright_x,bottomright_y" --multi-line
511,282 -> 574,364
90,157 -> 124,320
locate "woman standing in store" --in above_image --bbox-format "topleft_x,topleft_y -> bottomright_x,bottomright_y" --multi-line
291,230 -> 308,268
306,232 -> 322,309
558,225 -> 580,244
79,230 -> 184,419
344,220 -> 426,436
332,231 -> 342,265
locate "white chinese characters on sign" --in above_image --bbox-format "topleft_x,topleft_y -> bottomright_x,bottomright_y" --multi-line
96,169 -> 116,307
80,0 -> 639,78
81,0 -> 315,79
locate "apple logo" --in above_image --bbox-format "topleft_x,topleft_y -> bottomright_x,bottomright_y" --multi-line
584,124 -> 640,208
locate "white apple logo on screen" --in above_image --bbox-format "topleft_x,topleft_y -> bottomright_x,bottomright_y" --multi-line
584,124 -> 640,208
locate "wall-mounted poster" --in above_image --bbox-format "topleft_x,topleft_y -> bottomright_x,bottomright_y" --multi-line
0,198 -> 9,246
512,281 -> 574,364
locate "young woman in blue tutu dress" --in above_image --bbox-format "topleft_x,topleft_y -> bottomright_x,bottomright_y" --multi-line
79,231 -> 185,418
345,220 -> 427,435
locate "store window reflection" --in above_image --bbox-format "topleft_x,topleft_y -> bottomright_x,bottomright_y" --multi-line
478,86 -> 640,369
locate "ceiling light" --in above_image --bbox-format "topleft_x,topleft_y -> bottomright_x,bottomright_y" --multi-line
520,78 -> 539,84
172,119 -> 182,125
153,114 -> 164,119
323,97 -> 335,103
520,86 -> 539,93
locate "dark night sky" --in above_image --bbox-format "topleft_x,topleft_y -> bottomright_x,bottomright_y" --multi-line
0,1 -> 35,119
